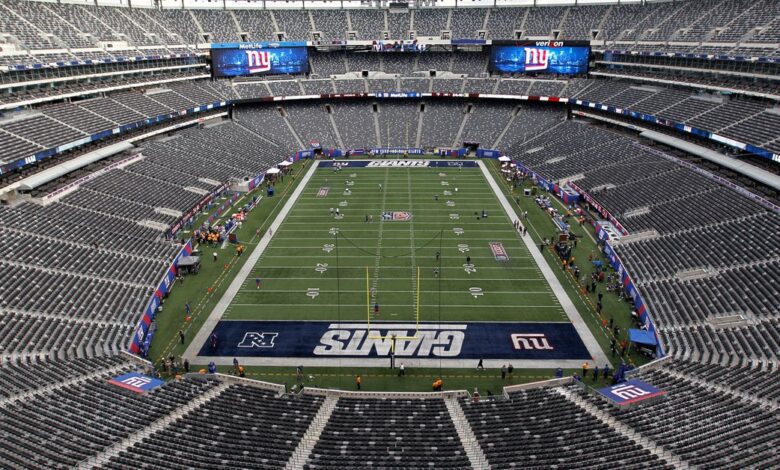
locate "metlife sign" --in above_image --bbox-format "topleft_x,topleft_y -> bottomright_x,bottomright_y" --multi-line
198,321 -> 591,360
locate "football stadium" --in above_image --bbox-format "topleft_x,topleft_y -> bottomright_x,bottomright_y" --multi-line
0,0 -> 778,467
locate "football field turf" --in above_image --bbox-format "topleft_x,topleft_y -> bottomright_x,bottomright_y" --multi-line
180,159 -> 608,370
225,164 -> 567,325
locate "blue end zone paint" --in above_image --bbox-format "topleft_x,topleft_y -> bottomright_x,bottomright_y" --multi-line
198,321 -> 591,360
318,160 -> 478,168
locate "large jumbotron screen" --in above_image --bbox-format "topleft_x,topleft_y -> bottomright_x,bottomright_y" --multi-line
489,40 -> 590,75
211,42 -> 309,77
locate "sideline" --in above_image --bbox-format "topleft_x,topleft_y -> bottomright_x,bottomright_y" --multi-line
477,160 -> 609,366
183,161 -> 320,360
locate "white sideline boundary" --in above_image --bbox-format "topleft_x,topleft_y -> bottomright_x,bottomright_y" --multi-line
183,161 -> 320,361
477,160 -> 609,366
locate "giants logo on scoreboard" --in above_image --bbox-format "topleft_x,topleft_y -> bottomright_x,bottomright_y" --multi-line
245,50 -> 271,74
511,333 -> 553,350
525,48 -> 549,71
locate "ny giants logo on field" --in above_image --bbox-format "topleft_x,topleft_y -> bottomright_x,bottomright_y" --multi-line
511,333 -> 553,350
524,48 -> 549,71
245,50 -> 271,74
489,242 -> 509,262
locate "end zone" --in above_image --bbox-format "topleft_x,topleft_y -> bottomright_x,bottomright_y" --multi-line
195,320 -> 593,369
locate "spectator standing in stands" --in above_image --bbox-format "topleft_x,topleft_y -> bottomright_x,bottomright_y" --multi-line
501,364 -> 507,380
582,361 -> 589,378
356,375 -> 362,390
179,330 -> 185,344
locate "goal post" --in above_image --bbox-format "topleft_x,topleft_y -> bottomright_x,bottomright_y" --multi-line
366,265 -> 420,340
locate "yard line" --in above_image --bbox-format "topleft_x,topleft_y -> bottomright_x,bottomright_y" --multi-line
370,168 -> 391,315
407,168 -> 418,317
258,255 -> 532,259
278,229 -> 519,233
247,277 -> 549,281
253,265 -> 544,270
238,289 -> 555,294
229,303 -> 564,308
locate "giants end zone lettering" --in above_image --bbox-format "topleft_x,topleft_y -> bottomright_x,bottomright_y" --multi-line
525,48 -> 549,71
366,160 -> 430,168
245,50 -> 271,74
314,325 -> 466,357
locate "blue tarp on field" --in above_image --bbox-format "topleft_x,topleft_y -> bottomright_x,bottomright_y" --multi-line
628,328 -> 658,347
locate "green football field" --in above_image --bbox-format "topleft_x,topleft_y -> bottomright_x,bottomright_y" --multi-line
155,158 -> 647,391
224,164 -> 566,326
